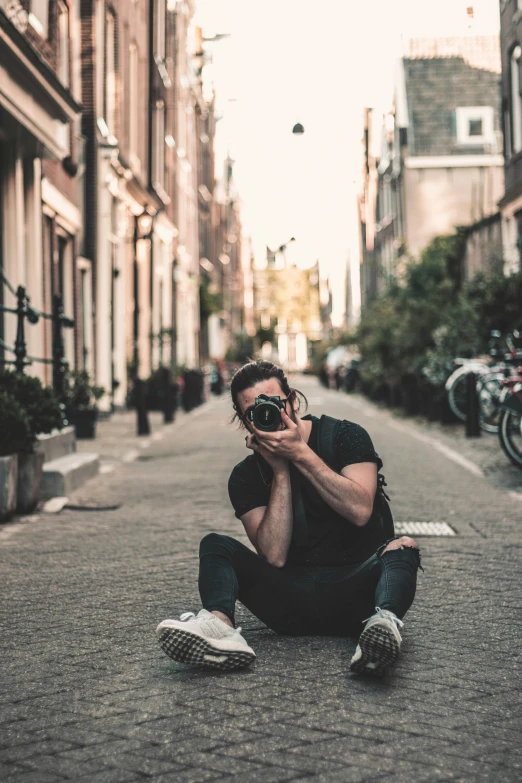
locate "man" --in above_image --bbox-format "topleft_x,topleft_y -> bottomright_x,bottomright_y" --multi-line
156,360 -> 420,675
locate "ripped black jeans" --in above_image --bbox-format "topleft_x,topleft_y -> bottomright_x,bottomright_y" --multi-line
198,533 -> 420,635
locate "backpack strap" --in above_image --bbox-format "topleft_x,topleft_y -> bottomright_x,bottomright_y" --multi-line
317,414 -> 342,469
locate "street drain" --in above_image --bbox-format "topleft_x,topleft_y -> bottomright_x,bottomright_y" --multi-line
395,521 -> 456,536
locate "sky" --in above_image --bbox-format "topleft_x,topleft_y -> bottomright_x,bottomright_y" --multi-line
193,0 -> 501,324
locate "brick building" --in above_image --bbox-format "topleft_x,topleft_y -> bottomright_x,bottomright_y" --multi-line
79,0 -> 181,409
499,0 -> 522,273
1,0 -> 248,405
0,0 -> 82,381
359,35 -> 504,304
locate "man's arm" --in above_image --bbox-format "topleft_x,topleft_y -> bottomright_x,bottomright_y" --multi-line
254,409 -> 376,528
241,467 -> 293,568
293,449 -> 376,527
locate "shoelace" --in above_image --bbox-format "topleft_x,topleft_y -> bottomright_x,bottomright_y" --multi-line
363,607 -> 404,630
179,612 -> 241,633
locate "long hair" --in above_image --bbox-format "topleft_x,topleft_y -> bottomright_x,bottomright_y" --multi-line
230,360 -> 308,428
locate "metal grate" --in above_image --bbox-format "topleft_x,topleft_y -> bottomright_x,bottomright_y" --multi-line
395,521 -> 456,536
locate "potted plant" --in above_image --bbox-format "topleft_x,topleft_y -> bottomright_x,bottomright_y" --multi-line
64,370 -> 105,439
0,370 -> 65,513
0,392 -> 32,520
145,366 -> 179,423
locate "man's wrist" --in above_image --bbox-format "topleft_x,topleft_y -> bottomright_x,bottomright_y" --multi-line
272,463 -> 290,479
292,441 -> 314,467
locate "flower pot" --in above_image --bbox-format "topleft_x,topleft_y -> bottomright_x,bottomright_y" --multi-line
67,408 -> 98,439
17,451 -> 45,514
0,454 -> 18,521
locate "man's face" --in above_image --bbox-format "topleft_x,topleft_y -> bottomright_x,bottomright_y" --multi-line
237,379 -> 296,432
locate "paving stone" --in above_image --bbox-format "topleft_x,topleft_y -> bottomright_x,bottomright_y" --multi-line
0,773 -> 66,783
1,381 -> 520,782
73,770 -> 143,783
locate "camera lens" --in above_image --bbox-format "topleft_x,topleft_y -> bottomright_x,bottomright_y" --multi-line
253,402 -> 281,431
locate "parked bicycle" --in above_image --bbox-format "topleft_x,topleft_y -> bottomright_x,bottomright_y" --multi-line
498,367 -> 522,468
445,330 -> 522,434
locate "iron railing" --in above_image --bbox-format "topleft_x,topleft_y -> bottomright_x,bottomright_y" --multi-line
0,269 -> 74,400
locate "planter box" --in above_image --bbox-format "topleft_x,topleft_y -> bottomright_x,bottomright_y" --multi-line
66,408 -> 98,439
0,455 -> 18,521
37,426 -> 76,462
17,451 -> 45,514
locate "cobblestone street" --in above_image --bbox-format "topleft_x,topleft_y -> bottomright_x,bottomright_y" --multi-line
1,376 -> 521,783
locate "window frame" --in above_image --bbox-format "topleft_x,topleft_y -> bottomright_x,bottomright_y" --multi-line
152,99 -> 166,189
128,42 -> 140,171
510,45 -> 522,156
29,0 -> 49,37
154,0 -> 166,61
105,8 -> 116,135
57,1 -> 70,87
455,106 -> 495,148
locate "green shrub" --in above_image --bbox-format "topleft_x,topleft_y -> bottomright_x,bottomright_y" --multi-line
64,370 -> 105,411
0,370 -> 64,444
0,391 -> 33,456
356,232 -> 521,393
225,335 -> 255,364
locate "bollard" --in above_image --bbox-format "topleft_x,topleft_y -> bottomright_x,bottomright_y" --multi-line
134,378 -> 151,436
465,371 -> 481,438
14,286 -> 27,375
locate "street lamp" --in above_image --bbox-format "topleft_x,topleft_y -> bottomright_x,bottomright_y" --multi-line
292,123 -> 305,135
132,210 -> 155,436
268,237 -> 296,256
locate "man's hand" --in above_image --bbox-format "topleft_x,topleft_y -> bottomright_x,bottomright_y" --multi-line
245,431 -> 289,474
251,409 -> 308,464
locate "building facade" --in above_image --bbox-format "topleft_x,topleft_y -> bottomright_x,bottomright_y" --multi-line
499,0 -> 522,273
253,249 -> 325,371
0,0 -> 250,403
359,36 -> 505,304
0,0 -> 82,382
80,0 -> 183,409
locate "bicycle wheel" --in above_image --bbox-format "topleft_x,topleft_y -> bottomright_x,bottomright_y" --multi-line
498,409 -> 522,468
477,372 -> 504,434
445,367 -> 470,422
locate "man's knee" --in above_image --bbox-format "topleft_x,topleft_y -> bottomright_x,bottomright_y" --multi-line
381,536 -> 419,555
199,532 -> 236,559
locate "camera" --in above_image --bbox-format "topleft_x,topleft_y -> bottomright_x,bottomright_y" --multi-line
249,394 -> 286,431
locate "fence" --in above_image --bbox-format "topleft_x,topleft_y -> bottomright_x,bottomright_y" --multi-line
0,269 -> 74,400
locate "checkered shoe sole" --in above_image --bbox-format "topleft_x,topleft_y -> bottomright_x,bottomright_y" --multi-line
157,628 -> 256,671
350,623 -> 401,676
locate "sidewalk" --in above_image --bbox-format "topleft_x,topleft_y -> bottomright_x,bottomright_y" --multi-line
0,378 -> 520,783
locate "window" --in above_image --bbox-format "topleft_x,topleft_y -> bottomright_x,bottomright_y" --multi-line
57,2 -> 70,87
128,43 -> 140,168
95,0 -> 105,123
455,106 -> 495,147
29,0 -> 49,37
105,10 -> 116,134
468,118 -> 483,137
511,46 -> 522,155
154,0 -> 166,60
152,100 -> 165,188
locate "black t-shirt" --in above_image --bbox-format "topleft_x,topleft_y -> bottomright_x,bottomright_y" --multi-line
228,415 -> 391,566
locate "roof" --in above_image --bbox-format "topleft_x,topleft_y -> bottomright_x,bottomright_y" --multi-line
405,35 -> 501,73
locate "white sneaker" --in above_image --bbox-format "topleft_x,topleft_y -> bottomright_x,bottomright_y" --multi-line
350,608 -> 403,676
156,609 -> 256,671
